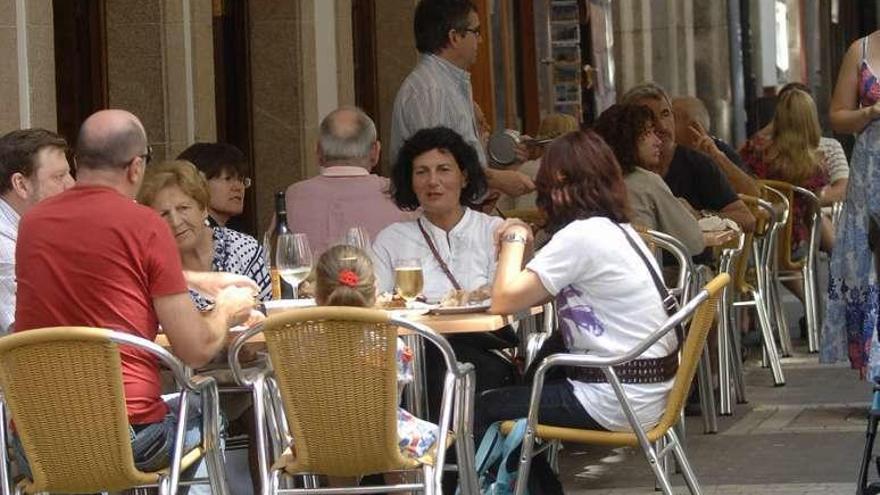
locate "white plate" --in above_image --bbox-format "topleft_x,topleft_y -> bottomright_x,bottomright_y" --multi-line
429,301 -> 491,315
263,298 -> 316,314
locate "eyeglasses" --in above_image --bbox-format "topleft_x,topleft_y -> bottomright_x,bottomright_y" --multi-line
458,25 -> 481,37
214,175 -> 253,189
137,145 -> 153,166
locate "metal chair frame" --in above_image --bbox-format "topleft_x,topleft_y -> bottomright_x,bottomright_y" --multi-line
0,328 -> 228,495
511,275 -> 730,495
641,229 -> 717,434
731,195 -> 786,386
228,308 -> 479,495
760,182 -> 823,354
714,230 -> 747,415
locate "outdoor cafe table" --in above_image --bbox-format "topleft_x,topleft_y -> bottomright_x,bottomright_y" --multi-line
155,305 -> 544,417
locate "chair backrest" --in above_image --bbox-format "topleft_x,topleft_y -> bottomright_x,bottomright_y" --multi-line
759,180 -> 820,270
260,306 -> 418,477
653,274 -> 728,433
639,229 -> 692,302
0,327 -> 158,493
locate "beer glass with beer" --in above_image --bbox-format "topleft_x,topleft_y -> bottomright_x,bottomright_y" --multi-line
394,258 -> 423,307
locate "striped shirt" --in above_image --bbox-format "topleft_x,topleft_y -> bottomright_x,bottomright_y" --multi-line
390,54 -> 486,166
0,198 -> 18,334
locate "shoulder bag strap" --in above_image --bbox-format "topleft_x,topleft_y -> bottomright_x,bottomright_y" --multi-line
417,218 -> 463,290
614,223 -> 686,350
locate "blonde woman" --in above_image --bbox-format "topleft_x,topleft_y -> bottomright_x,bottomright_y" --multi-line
138,160 -> 271,308
739,88 -> 839,254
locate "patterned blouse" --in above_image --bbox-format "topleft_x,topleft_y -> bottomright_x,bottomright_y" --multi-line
739,131 -> 830,251
190,227 -> 272,310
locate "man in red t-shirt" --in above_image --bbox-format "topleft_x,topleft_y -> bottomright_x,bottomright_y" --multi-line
15,109 -> 255,473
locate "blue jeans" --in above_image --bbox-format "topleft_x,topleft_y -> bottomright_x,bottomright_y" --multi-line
13,392 -> 222,494
475,380 -> 605,435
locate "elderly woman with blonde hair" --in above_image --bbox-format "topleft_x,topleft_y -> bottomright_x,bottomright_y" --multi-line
138,160 -> 271,308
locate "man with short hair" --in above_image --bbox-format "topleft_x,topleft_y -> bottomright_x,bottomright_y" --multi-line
622,83 -> 756,233
671,96 -> 758,197
15,109 -> 255,475
391,0 -> 534,199
0,128 -> 74,334
285,106 -> 413,254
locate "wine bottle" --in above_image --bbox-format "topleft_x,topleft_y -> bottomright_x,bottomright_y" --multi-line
268,191 -> 290,299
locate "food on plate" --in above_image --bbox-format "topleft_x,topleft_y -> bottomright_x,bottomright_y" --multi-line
439,285 -> 492,308
376,292 -> 408,309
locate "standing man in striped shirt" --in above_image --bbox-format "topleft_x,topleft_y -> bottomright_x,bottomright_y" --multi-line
391,0 -> 535,201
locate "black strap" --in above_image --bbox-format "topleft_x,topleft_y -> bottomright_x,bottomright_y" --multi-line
416,218 -> 462,291
614,224 -> 686,350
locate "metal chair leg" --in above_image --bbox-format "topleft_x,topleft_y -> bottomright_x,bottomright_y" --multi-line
717,289 -> 733,415
769,277 -> 795,357
803,263 -> 820,353
754,288 -> 786,386
668,428 -> 703,495
727,310 -> 747,404
697,345 -> 718,433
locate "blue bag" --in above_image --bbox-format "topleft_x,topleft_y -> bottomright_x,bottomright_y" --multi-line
473,419 -> 529,495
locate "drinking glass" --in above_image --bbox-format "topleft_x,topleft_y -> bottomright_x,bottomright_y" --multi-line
276,233 -> 313,299
344,226 -> 371,251
394,258 -> 423,307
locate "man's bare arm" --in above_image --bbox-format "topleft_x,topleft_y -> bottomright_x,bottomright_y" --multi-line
720,199 -> 756,233
154,286 -> 254,368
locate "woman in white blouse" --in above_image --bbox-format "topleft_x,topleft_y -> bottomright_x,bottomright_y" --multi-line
372,126 -> 503,301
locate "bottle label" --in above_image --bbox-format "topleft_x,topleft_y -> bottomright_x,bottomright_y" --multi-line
270,268 -> 282,300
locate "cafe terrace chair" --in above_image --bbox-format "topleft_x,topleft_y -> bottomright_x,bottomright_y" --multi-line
639,229 -> 718,434
0,327 -> 227,495
730,195 -> 786,386
759,180 -> 823,353
228,306 -> 479,495
502,273 -> 730,495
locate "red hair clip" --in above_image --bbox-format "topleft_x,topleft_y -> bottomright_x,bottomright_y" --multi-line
338,269 -> 359,287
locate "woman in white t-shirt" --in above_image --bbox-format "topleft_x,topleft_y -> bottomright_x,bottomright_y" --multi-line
484,129 -> 676,433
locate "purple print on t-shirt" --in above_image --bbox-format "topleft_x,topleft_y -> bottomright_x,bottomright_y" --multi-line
556,286 -> 604,348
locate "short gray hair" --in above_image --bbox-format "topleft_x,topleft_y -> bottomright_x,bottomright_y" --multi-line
318,106 -> 376,166
620,82 -> 672,107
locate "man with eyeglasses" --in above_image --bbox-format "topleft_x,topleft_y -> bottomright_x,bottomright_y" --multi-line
178,142 -> 252,231
14,109 -> 257,484
0,128 -> 74,335
390,0 -> 535,200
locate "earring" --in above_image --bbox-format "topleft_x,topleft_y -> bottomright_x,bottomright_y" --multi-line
204,218 -> 211,227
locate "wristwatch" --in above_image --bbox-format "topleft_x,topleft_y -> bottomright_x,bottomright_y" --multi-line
502,232 -> 528,244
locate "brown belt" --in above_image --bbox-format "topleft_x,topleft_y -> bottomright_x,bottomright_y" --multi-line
571,352 -> 679,384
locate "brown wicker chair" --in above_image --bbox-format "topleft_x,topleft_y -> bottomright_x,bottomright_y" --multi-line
228,306 -> 478,494
0,327 -> 227,495
501,274 -> 730,495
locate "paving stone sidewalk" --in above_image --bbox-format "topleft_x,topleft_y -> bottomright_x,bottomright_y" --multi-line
559,351 -> 871,494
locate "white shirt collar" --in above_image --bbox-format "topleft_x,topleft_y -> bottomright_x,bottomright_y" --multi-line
320,165 -> 370,177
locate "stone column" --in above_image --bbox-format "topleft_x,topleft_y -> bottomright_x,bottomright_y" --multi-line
104,0 -> 216,161
650,0 -> 695,97
611,0 -> 654,93
0,0 -> 57,132
694,0 -> 734,142
374,0 -> 418,173
249,0 -> 318,233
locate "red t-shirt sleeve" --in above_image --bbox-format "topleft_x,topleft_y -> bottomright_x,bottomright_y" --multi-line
144,215 -> 188,297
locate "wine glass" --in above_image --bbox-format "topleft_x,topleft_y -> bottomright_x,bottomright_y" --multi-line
344,226 -> 371,251
394,258 -> 423,308
276,233 -> 313,299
